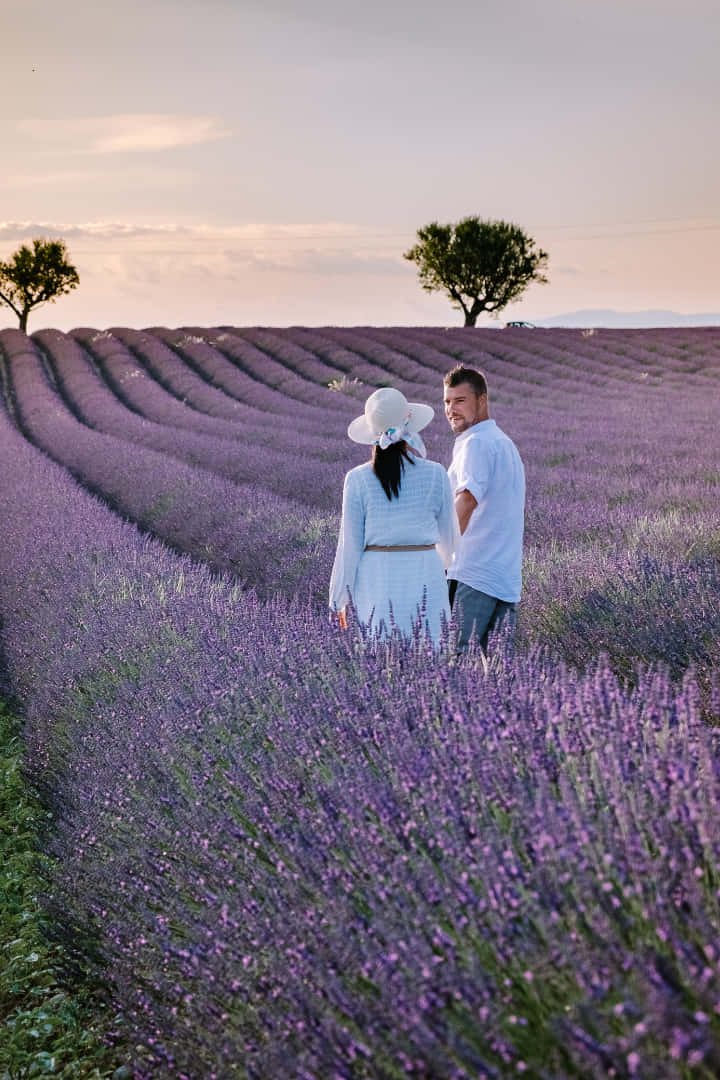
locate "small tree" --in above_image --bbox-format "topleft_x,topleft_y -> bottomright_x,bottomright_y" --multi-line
404,216 -> 548,327
0,238 -> 80,332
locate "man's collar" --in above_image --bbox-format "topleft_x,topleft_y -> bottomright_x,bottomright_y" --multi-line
455,418 -> 496,444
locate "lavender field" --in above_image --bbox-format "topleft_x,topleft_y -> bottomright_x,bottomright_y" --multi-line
0,325 -> 719,1078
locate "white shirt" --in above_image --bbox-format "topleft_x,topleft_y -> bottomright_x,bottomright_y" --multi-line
447,419 -> 525,602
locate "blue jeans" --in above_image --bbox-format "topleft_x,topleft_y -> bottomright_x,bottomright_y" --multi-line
448,580 -> 517,652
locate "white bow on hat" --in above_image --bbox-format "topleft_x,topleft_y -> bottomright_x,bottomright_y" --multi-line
347,387 -> 434,458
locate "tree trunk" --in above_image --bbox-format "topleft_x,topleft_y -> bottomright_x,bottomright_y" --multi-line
19,309 -> 28,333
463,310 -> 478,327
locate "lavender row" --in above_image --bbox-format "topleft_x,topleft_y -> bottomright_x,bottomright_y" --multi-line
33,329 -> 346,506
492,333 -> 647,386
418,327 -> 620,398
72,327 -> 339,436
0,328 -> 324,589
362,326 -> 505,389
165,326 -> 455,463
560,326 -> 720,371
372,325 -> 602,394
40,329 -> 344,463
502,327 -> 720,383
0,399 -> 246,720
76,326 -> 260,425
520,332 -> 692,387
0,401 -> 718,1076
9,324 -> 720,679
10,324 -> 720,676
294,326 -> 445,388
404,327 -> 578,401
54,636 -> 720,1079
187,325 -> 356,410
412,326 -> 720,391
232,326 -> 359,388
146,326 -> 349,419
283,326 -> 439,391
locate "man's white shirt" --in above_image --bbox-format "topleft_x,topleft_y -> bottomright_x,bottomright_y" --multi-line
447,419 -> 525,602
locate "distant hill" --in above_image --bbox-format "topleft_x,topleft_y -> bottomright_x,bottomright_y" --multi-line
527,309 -> 720,329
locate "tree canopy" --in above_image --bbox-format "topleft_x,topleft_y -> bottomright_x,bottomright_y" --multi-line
404,217 -> 549,327
0,238 -> 80,332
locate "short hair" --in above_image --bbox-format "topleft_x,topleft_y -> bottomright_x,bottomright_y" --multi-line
443,365 -> 488,397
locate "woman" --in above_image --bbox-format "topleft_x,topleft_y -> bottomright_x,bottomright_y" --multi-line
329,387 -> 458,642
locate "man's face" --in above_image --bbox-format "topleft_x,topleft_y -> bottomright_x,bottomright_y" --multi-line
444,381 -> 487,434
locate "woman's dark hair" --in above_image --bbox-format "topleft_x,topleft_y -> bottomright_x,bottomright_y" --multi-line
372,441 -> 415,501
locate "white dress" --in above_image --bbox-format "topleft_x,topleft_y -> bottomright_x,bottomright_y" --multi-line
329,457 -> 459,641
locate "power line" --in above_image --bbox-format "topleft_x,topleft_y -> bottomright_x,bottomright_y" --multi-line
9,215 -> 719,255
68,223 -> 720,255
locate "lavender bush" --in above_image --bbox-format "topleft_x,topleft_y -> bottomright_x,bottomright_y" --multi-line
34,329 -> 344,497
297,326 -> 441,388
199,325 -> 354,410
0,326 -> 718,1077
285,327 -> 416,389
69,327 -> 332,435
0,328 -> 334,588
139,326 -> 347,424
231,326 -> 354,388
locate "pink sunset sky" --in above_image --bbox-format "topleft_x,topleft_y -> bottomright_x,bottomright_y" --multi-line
2,0 -> 719,330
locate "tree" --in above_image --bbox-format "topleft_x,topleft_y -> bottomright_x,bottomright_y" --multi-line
0,238 -> 80,332
404,216 -> 548,327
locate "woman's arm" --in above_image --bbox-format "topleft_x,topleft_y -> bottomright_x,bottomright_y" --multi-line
436,469 -> 461,568
329,471 -> 365,612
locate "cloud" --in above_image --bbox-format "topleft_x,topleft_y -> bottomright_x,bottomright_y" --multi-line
0,221 -> 187,247
2,170 -> 107,189
0,220 -> 388,241
19,114 -> 232,153
246,249 -> 407,276
0,220 -> 407,251
1,166 -> 197,191
0,220 -> 412,285
91,115 -> 231,153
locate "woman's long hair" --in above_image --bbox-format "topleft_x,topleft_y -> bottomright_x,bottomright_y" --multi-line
372,441 -> 415,501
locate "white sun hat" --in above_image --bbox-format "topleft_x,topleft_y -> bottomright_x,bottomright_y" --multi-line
347,387 -> 434,457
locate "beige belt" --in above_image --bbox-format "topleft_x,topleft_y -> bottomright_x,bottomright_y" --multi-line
364,544 -> 435,552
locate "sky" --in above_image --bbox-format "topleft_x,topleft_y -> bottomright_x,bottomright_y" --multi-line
1,0 -> 719,330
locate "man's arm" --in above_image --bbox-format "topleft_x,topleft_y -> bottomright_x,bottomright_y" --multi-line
455,488 -> 477,535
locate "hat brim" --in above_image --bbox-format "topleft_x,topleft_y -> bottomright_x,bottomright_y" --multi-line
406,402 -> 435,432
347,402 -> 435,444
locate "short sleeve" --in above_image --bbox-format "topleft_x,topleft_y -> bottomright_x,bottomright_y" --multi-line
452,437 -> 491,504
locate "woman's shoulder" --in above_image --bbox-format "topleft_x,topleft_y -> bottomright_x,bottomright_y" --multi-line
406,457 -> 450,492
417,457 -> 449,478
345,461 -> 373,484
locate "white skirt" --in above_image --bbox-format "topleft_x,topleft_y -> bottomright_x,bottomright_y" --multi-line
353,548 -> 450,642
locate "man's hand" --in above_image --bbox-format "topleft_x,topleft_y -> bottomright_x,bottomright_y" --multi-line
455,489 -> 477,535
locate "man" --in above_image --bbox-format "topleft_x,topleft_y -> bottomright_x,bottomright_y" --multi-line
443,365 -> 525,652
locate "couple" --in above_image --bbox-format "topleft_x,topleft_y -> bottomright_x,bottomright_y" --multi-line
329,365 -> 526,650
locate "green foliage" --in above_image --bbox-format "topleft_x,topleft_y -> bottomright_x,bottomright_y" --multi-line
403,216 -> 548,326
0,700 -> 128,1078
0,239 -> 79,332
